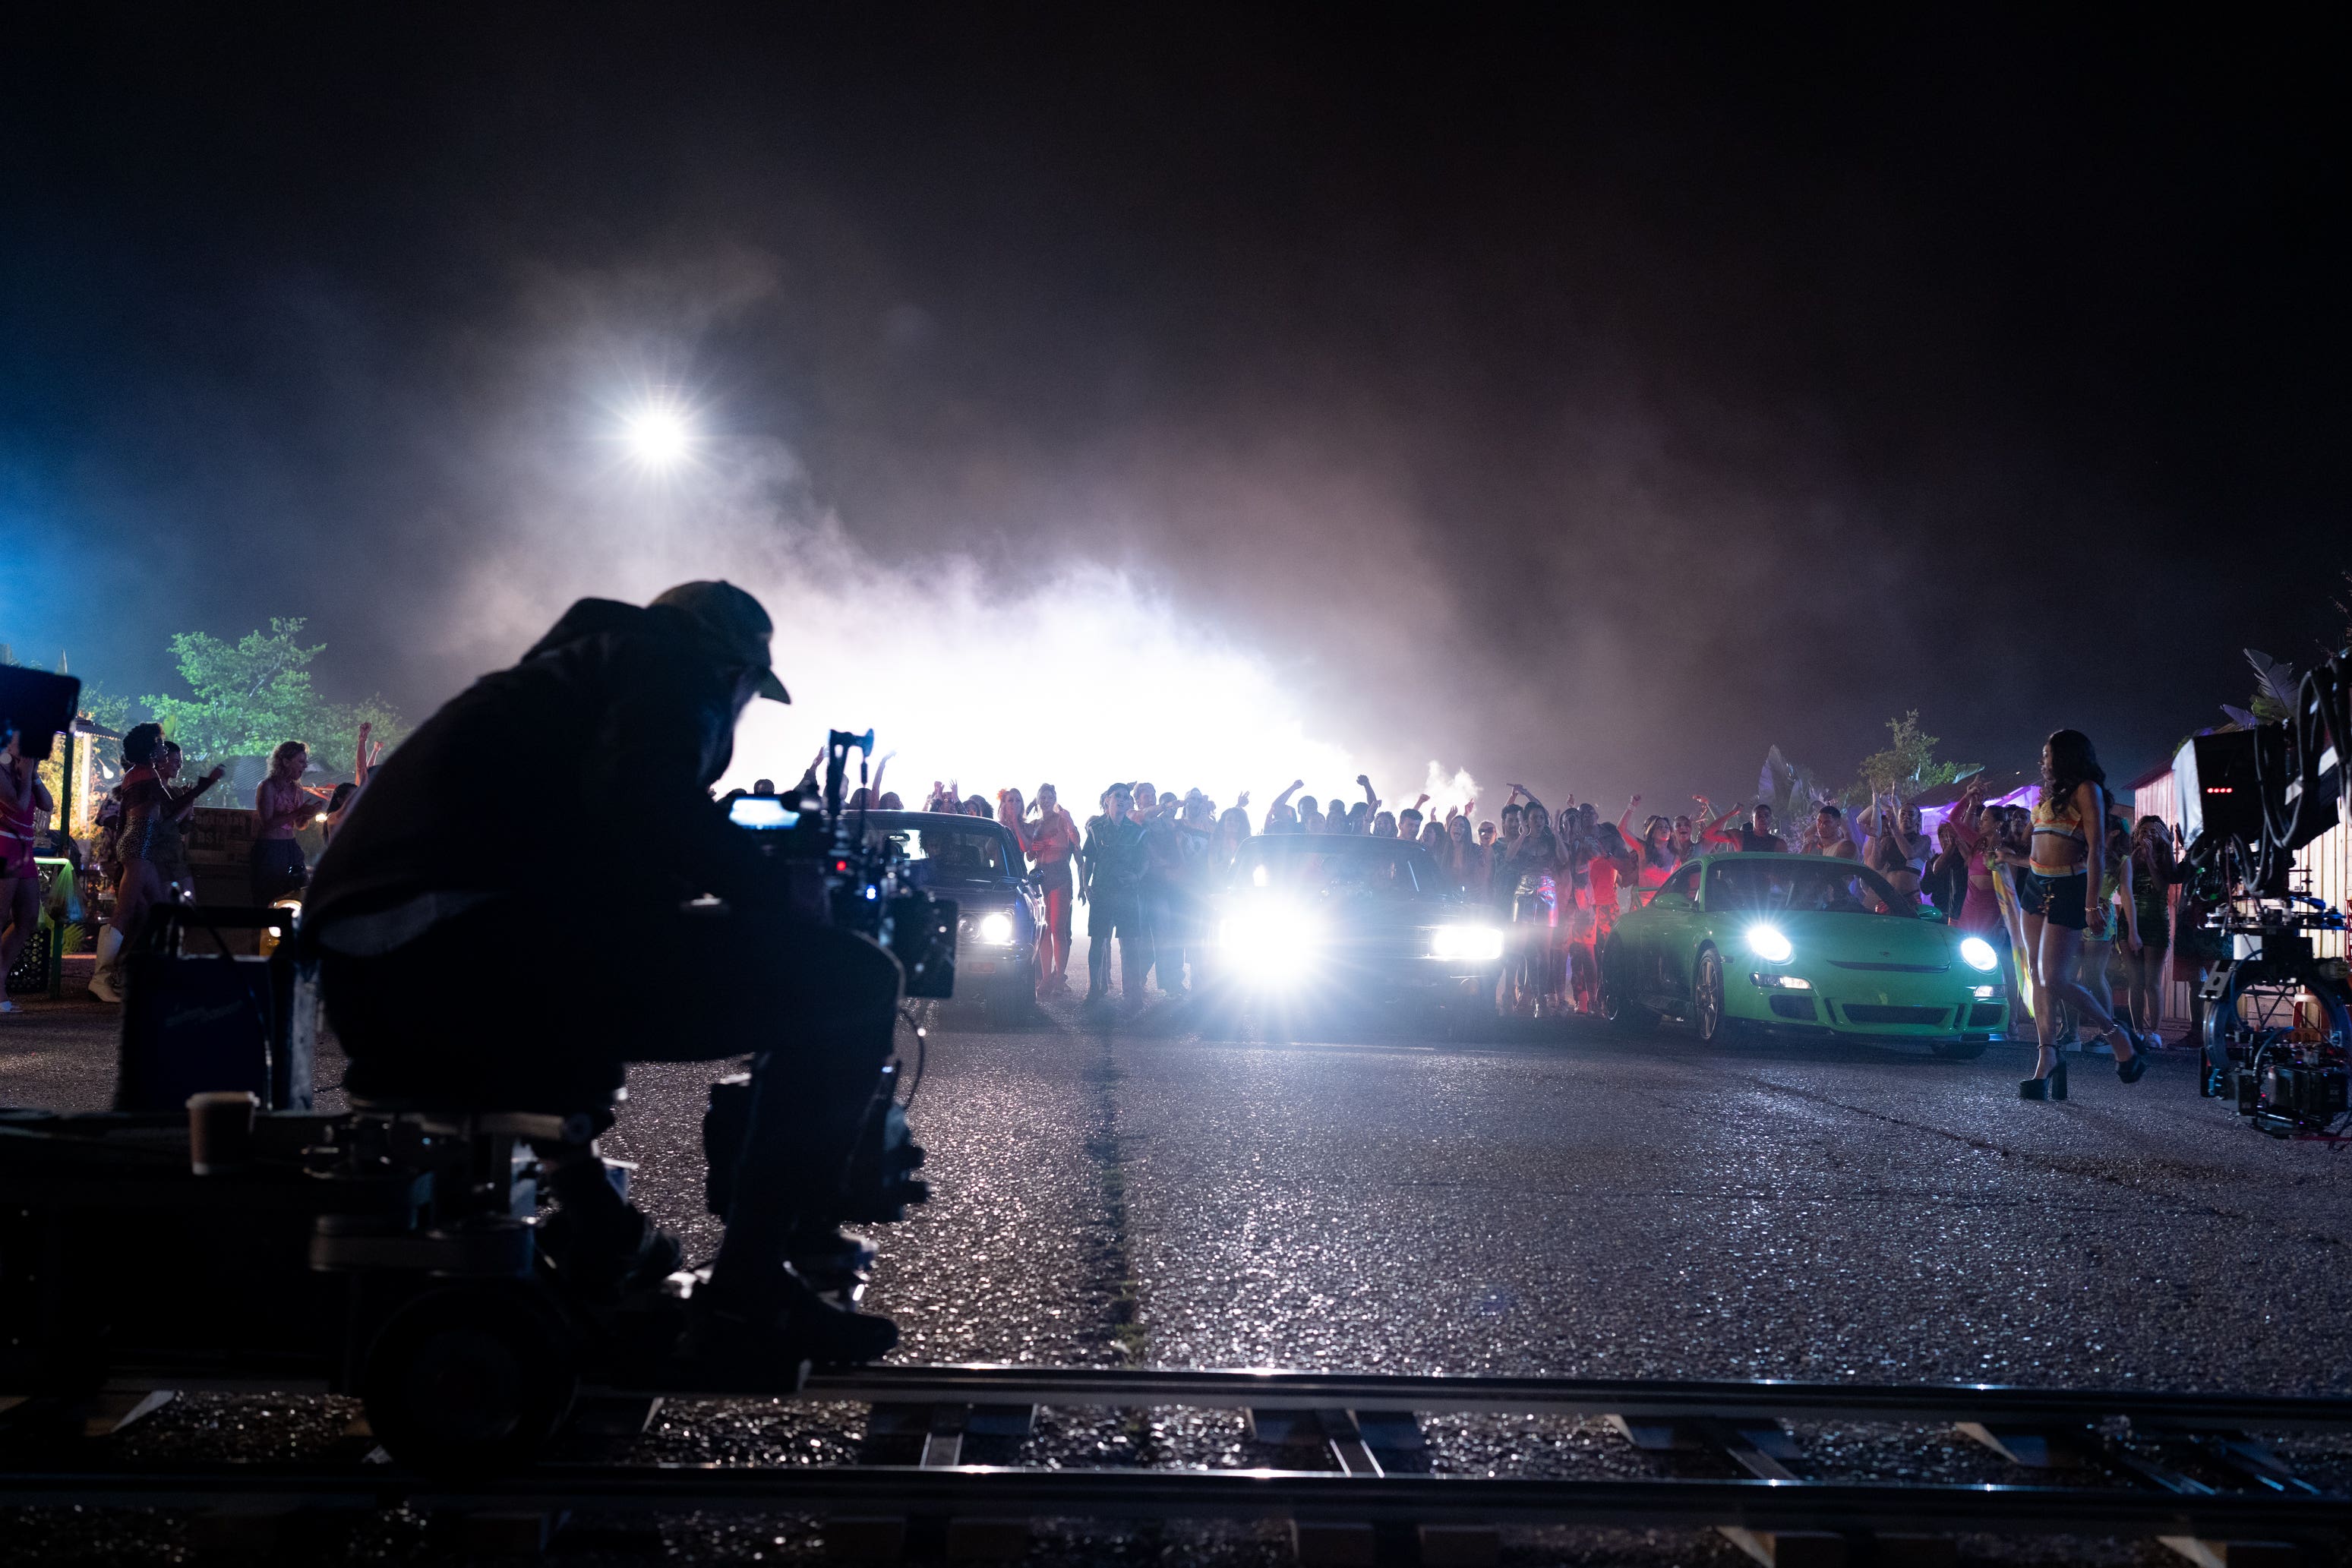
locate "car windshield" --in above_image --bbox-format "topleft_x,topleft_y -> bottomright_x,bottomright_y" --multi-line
1235,838 -> 1432,898
877,822 -> 1010,883
1705,859 -> 1905,917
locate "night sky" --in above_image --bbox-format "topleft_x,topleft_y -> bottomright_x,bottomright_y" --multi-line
3,11 -> 2342,803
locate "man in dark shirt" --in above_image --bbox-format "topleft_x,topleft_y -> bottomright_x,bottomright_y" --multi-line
1080,783 -> 1148,1010
307,582 -> 901,1366
1701,800 -> 1787,853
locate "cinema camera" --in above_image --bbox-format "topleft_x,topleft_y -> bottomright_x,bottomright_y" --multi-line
2178,651 -> 2352,1139
0,723 -> 955,1472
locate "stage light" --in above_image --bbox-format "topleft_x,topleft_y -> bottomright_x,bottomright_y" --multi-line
624,402 -> 693,470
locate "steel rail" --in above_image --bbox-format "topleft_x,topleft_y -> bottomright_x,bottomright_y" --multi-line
86,1361 -> 2352,1430
796,1364 -> 2352,1431
2,1462 -> 2349,1537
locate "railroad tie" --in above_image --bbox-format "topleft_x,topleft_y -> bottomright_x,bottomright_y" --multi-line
832,1401 -> 1035,1562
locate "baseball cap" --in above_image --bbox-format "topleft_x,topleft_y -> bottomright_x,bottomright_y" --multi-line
650,581 -> 790,702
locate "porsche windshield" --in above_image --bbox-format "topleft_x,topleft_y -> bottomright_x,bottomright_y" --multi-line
1705,859 -> 1903,916
1236,839 -> 1432,898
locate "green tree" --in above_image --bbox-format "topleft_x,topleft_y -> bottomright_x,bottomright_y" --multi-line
144,618 -> 327,762
1850,711 -> 1981,804
140,618 -> 407,775
75,683 -> 134,734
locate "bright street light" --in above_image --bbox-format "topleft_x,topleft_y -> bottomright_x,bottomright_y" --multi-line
624,402 -> 694,470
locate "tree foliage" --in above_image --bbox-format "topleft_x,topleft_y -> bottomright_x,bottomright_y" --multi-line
140,617 -> 406,773
1849,711 -> 1981,804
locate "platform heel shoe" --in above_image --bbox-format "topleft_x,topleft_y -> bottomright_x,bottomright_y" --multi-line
2050,1059 -> 2069,1100
2019,1073 -> 2050,1100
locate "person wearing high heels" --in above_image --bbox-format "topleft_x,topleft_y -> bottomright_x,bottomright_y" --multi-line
2004,730 -> 2146,1099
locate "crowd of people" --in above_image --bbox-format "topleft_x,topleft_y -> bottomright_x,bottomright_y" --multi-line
904,732 -> 2189,1093
11,696 -> 2189,1098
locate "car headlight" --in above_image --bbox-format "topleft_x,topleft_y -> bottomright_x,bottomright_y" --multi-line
1746,924 -> 1793,964
1218,904 -> 1322,982
1959,935 -> 1998,972
1430,924 -> 1504,962
974,910 -> 1016,946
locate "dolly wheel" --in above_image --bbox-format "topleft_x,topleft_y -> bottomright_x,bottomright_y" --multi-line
361,1285 -> 577,1474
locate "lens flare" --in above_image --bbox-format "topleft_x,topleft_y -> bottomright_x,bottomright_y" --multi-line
624,403 -> 693,469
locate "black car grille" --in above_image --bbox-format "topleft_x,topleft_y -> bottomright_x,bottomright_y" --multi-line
1967,1002 -> 2006,1027
1769,995 -> 1819,1021
1829,960 -> 1949,973
1839,1003 -> 1950,1027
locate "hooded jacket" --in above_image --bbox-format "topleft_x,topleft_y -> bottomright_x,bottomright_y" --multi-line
307,598 -> 756,942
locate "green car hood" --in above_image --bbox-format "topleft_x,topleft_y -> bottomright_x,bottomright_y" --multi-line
1722,908 -> 1966,970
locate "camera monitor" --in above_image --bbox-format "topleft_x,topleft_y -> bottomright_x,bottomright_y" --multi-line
2177,729 -> 2262,848
728,795 -> 800,831
0,664 -> 81,763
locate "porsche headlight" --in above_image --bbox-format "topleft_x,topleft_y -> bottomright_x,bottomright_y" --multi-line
1959,935 -> 1999,972
974,910 -> 1016,946
1746,924 -> 1793,964
1431,924 -> 1504,962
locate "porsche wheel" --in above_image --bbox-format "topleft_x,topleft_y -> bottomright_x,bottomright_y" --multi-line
1599,937 -> 1655,1034
1692,946 -> 1735,1044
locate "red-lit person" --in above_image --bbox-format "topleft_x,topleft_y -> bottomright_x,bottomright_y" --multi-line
0,729 -> 55,1014
1027,783 -> 1082,996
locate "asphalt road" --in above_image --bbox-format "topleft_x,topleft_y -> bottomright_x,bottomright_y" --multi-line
5,970 -> 2349,1564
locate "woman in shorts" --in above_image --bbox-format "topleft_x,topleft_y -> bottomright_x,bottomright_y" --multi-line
2121,816 -> 2178,1051
2011,730 -> 2144,1096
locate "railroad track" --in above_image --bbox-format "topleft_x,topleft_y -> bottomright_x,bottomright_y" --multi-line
5,1365 -> 2346,1566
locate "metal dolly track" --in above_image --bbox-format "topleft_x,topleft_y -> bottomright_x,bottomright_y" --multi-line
20,1365 -> 2352,1565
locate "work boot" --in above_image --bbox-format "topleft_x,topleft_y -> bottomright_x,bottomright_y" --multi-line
689,1265 -> 898,1367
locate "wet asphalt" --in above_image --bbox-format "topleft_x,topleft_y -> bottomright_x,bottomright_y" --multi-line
5,973 -> 2350,1564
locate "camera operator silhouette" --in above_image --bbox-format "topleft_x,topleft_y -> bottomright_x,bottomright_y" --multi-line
306,581 -> 903,1365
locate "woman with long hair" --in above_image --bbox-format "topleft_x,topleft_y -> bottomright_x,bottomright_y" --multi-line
1027,784 -> 1082,998
251,738 -> 317,904
1619,800 -> 1679,891
1502,791 -> 1563,1014
2012,730 -> 2145,1096
2123,816 -> 2178,1050
1576,821 -> 1635,1012
1444,812 -> 1482,898
1862,794 -> 1926,909
91,726 -> 223,1003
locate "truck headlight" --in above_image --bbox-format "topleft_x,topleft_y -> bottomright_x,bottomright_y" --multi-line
1746,924 -> 1793,964
1220,906 -> 1321,981
974,911 -> 1016,946
1431,924 -> 1504,961
1959,936 -> 1998,972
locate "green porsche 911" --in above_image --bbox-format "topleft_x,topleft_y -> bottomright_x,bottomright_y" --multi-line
1598,853 -> 2006,1056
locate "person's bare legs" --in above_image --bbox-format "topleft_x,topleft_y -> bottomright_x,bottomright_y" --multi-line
0,875 -> 36,980
2036,919 -> 2133,1062
109,860 -> 161,947
2128,945 -> 2166,1043
2021,910 -> 2055,1079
